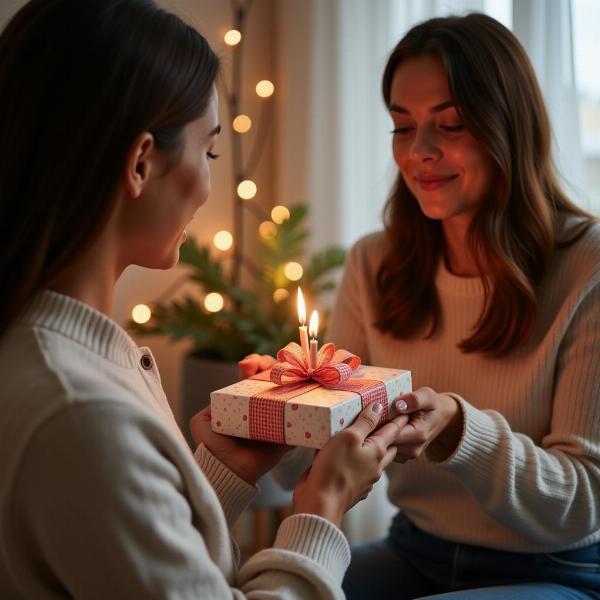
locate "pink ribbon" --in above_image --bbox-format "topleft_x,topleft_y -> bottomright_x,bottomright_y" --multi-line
270,342 -> 361,386
248,343 -> 389,444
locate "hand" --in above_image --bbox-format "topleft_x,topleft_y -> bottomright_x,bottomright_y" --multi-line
292,402 -> 409,528
238,353 -> 277,379
392,387 -> 463,463
189,406 -> 291,485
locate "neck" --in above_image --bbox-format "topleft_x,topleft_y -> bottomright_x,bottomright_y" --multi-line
48,227 -> 122,318
442,218 -> 480,277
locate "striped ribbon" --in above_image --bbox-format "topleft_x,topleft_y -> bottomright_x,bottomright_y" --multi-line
249,342 -> 388,443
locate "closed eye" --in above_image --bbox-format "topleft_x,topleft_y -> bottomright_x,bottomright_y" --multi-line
441,125 -> 465,132
207,151 -> 220,160
391,127 -> 412,135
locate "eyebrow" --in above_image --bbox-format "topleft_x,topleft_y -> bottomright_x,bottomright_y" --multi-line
389,100 -> 455,114
209,124 -> 221,136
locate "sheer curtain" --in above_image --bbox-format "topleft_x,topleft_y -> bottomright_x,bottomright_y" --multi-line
276,0 -> 582,544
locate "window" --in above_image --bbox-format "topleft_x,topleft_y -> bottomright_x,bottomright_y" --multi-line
573,0 -> 600,211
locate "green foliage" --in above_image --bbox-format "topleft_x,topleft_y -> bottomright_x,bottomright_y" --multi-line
129,204 -> 346,362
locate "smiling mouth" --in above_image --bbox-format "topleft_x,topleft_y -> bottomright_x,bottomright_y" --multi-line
415,175 -> 458,191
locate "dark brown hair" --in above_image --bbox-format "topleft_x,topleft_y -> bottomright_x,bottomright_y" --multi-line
0,0 -> 219,337
376,13 -> 593,356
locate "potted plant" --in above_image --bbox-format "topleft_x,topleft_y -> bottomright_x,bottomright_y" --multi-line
129,203 -> 345,442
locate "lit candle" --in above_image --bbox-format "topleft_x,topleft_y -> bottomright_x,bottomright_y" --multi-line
309,310 -> 318,370
297,287 -> 310,360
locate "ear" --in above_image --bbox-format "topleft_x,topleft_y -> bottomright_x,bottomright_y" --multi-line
123,132 -> 156,199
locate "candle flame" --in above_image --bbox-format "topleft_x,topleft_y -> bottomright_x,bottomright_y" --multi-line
297,287 -> 306,325
309,310 -> 318,338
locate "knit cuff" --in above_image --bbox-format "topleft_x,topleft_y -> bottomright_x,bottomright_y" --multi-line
434,395 -> 504,473
272,514 -> 351,582
194,444 -> 258,528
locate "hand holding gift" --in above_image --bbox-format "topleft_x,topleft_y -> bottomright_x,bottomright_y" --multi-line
190,405 -> 292,485
192,399 -> 408,527
293,401 -> 408,528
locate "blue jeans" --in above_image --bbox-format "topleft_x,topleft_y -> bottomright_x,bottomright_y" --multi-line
342,513 -> 600,599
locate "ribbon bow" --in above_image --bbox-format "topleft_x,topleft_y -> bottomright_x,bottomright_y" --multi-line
270,342 -> 361,387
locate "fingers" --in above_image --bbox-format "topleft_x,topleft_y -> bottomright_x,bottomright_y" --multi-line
394,387 -> 435,414
189,405 -> 211,427
368,414 -> 409,448
239,353 -> 261,378
259,354 -> 277,371
239,354 -> 276,378
381,445 -> 399,468
347,402 -> 384,440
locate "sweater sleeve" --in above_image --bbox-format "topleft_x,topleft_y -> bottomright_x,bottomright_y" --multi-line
11,401 -> 349,599
433,281 -> 600,546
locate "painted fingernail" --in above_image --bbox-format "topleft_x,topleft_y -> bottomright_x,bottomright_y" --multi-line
396,399 -> 408,412
372,402 -> 383,414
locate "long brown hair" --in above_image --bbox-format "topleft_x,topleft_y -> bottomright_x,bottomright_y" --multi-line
0,0 -> 219,337
375,13 -> 593,356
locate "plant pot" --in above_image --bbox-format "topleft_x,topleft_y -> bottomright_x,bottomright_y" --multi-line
181,354 -> 241,446
181,353 -> 292,509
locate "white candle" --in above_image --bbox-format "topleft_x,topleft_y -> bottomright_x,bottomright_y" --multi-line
309,310 -> 318,370
297,287 -> 310,359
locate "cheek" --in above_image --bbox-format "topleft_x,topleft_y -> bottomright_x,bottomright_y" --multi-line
177,161 -> 209,203
392,138 -> 410,170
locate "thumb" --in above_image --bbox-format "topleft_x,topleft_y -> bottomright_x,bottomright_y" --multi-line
239,353 -> 261,378
348,402 -> 384,440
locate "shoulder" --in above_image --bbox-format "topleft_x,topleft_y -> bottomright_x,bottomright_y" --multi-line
347,230 -> 389,273
552,215 -> 600,291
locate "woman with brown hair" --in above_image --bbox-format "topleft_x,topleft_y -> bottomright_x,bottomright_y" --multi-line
0,1 -> 408,598
243,12 -> 600,600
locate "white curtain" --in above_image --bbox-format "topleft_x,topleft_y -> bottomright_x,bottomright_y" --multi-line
513,0 -> 585,206
276,0 -> 584,545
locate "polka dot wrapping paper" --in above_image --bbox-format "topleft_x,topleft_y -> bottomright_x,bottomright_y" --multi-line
210,365 -> 412,449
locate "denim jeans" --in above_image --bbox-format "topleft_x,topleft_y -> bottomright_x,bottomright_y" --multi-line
342,513 -> 600,599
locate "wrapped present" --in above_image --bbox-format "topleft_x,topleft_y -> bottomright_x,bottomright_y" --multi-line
211,342 -> 412,449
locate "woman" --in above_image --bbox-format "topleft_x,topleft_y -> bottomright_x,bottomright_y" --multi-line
243,13 -> 600,600
0,1 -> 406,598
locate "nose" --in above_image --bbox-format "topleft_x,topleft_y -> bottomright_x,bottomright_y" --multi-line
409,125 -> 442,163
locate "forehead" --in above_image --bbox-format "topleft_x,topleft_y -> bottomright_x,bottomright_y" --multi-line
390,53 -> 451,106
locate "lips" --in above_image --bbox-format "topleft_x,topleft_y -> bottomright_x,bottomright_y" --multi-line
415,174 -> 458,191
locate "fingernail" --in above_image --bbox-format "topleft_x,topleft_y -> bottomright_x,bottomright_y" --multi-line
372,402 -> 383,414
395,399 -> 408,412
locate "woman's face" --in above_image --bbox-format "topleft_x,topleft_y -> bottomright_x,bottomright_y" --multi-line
124,86 -> 220,270
389,53 -> 496,230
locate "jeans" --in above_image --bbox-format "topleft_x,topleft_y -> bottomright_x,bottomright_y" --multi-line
342,513 -> 600,599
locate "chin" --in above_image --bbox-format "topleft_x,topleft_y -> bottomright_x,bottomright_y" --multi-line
135,251 -> 180,271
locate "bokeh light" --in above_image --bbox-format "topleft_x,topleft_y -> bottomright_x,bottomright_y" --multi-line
204,292 -> 224,313
213,230 -> 233,251
273,288 -> 290,303
224,29 -> 241,46
284,262 -> 303,281
237,179 -> 257,200
259,221 -> 278,239
131,304 -> 151,324
271,205 -> 290,224
256,80 -> 274,98
232,114 -> 252,133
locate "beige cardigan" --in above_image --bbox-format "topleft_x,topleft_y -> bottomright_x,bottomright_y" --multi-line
0,291 -> 350,599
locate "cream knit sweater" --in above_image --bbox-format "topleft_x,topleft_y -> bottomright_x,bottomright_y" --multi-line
326,218 -> 600,553
0,291 -> 350,599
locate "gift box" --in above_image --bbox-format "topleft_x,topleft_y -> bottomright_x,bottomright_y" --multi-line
210,342 -> 412,449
